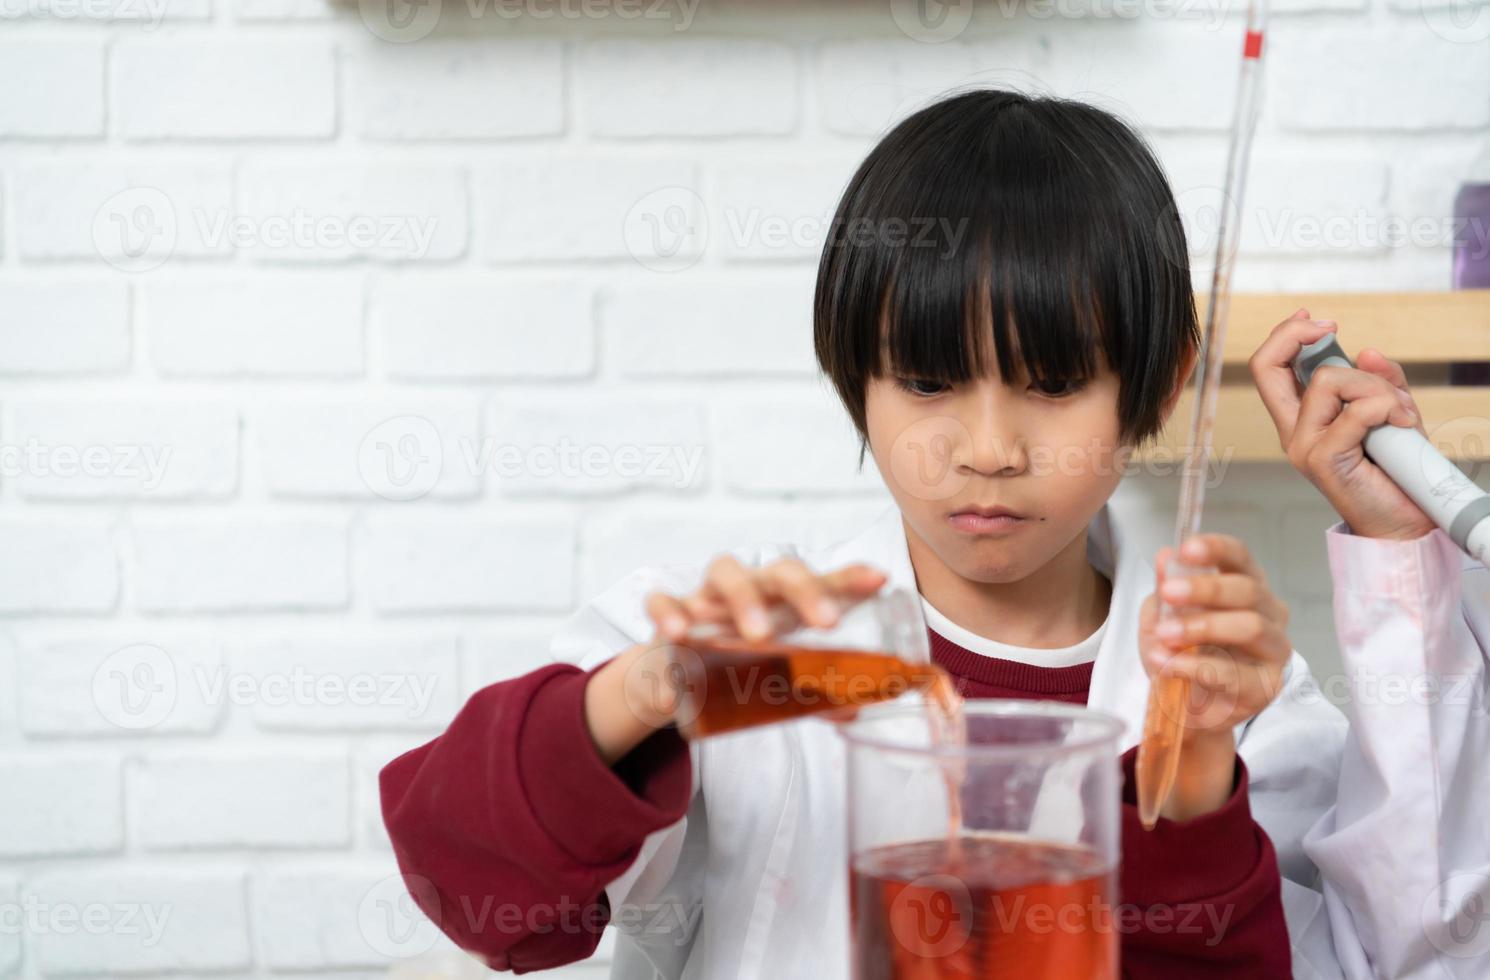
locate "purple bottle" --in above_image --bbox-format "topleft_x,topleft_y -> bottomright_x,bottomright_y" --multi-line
1450,150 -> 1490,385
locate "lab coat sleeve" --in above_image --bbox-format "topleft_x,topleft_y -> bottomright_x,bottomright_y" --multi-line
1231,646 -> 1351,980
1302,522 -> 1490,979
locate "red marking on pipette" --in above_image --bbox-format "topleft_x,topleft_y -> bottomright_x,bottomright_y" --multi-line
1244,30 -> 1264,59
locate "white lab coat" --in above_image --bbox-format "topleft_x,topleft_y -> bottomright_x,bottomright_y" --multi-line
1302,523 -> 1490,980
552,502 -> 1353,979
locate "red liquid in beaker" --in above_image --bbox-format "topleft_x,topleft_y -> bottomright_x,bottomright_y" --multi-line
850,834 -> 1117,979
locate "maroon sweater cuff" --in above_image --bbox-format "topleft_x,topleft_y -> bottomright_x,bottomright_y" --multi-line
519,663 -> 693,867
1119,744 -> 1258,905
1116,744 -> 1291,977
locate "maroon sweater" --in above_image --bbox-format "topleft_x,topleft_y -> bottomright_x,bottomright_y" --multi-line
380,629 -> 1293,977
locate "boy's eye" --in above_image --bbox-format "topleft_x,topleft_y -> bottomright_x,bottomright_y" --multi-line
894,377 -> 948,397
1030,377 -> 1084,398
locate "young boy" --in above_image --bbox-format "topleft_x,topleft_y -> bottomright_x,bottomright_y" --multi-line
381,89 -> 1354,977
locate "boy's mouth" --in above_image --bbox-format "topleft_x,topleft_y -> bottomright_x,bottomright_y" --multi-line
946,506 -> 1029,535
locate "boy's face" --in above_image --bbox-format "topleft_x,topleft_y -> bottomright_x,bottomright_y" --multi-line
864,362 -> 1131,584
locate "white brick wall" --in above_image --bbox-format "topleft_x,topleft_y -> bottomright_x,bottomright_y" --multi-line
1,6 -> 1485,979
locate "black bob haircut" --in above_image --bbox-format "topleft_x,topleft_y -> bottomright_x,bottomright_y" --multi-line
814,88 -> 1199,462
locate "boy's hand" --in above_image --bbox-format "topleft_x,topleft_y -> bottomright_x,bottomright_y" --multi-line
585,557 -> 887,763
1249,309 -> 1436,542
1138,533 -> 1292,821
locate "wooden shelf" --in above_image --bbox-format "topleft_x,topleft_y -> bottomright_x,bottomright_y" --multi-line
1144,290 -> 1490,462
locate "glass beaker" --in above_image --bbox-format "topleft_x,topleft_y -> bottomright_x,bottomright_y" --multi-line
670,586 -> 951,740
841,699 -> 1123,980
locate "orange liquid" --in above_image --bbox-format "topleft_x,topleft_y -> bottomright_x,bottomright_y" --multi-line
1135,674 -> 1188,830
670,636 -> 970,874
851,835 -> 1117,980
671,636 -> 957,739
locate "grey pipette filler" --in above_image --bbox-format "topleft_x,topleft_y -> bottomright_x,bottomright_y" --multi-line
1292,334 -> 1490,567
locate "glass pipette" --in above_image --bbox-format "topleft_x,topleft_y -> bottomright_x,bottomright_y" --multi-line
1135,1 -> 1270,831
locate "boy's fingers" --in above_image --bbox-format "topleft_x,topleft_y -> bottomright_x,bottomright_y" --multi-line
761,559 -> 839,627
1177,533 -> 1263,581
1139,591 -> 1159,633
1160,571 -> 1264,611
1148,649 -> 1286,726
819,563 -> 889,598
682,591 -> 730,624
706,555 -> 772,639
1292,366 -> 1408,447
645,591 -> 691,640
1248,313 -> 1337,447
1357,348 -> 1410,392
1308,392 -> 1417,466
1156,609 -> 1287,658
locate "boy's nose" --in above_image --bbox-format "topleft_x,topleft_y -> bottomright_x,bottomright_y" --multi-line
962,413 -> 1027,476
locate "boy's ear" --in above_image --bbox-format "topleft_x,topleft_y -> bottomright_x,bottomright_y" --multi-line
1159,340 -> 1200,427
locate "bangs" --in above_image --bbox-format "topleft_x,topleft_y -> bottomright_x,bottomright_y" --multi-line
815,89 -> 1198,449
